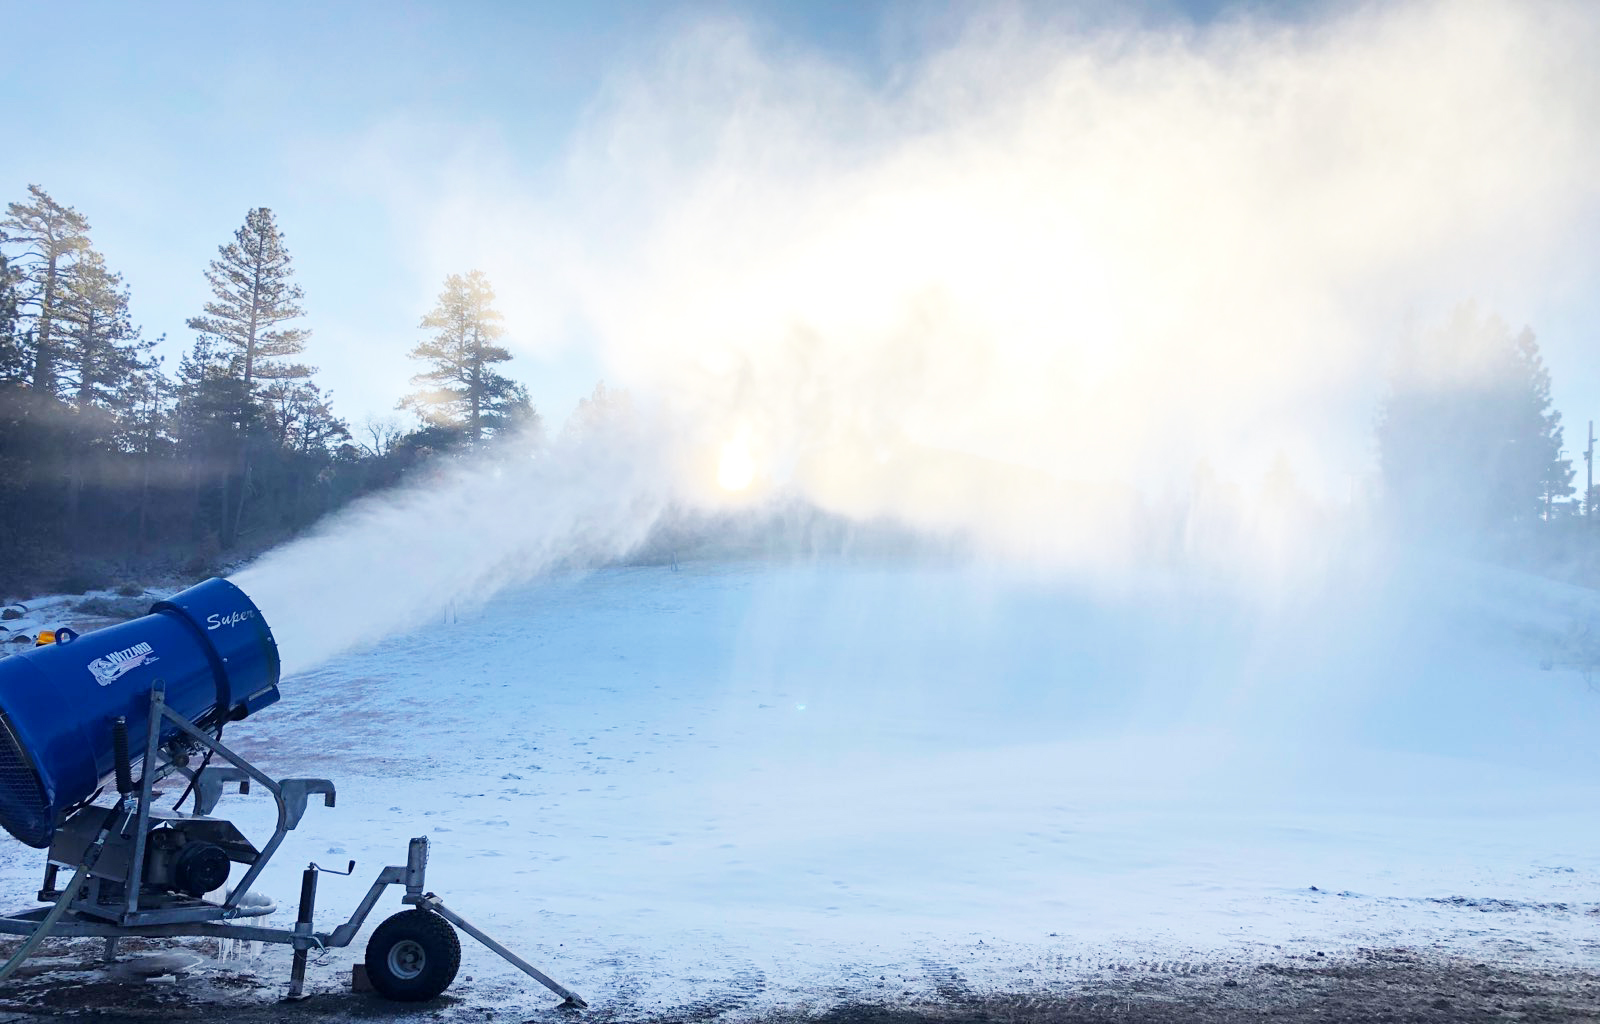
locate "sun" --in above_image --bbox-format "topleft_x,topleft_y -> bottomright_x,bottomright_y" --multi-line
717,435 -> 756,491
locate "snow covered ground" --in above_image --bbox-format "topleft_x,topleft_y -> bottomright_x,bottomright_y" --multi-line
4,557 -> 1600,1015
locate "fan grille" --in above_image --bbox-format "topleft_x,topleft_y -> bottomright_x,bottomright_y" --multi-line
0,710 -> 51,848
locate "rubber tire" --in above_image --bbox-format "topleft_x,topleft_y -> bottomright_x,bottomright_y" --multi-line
364,909 -> 461,1001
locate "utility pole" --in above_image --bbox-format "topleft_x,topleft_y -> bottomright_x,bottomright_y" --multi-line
1587,421 -> 1595,521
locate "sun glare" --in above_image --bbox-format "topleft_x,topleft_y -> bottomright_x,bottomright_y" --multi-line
717,436 -> 756,491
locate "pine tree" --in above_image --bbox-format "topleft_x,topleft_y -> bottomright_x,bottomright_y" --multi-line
115,368 -> 174,553
564,380 -> 632,441
1378,304 -> 1572,534
186,208 -> 313,545
0,185 -> 93,396
261,380 -> 348,455
399,270 -> 527,445
0,250 -> 28,566
53,250 -> 160,528
186,208 -> 312,400
172,338 -> 252,543
0,251 -> 20,383
57,251 -> 157,416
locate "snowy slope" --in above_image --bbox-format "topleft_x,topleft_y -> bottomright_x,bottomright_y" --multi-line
3,558 -> 1600,1012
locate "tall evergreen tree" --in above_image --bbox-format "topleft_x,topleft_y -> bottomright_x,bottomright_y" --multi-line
186,207 -> 311,400
564,380 -> 631,441
399,271 -> 528,445
57,251 -> 157,415
54,250 -> 160,528
1378,304 -> 1572,535
115,368 -> 175,553
0,185 -> 93,396
171,338 -> 251,542
261,379 -> 348,455
0,251 -> 20,383
0,250 -> 27,569
186,208 -> 313,546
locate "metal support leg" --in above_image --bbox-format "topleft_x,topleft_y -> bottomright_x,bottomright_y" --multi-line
286,865 -> 319,1001
37,863 -> 59,903
0,862 -> 90,982
0,801 -> 126,983
123,685 -> 166,921
102,936 -> 119,964
418,896 -> 588,1008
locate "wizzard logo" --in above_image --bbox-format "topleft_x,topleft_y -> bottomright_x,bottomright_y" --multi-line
87,643 -> 159,687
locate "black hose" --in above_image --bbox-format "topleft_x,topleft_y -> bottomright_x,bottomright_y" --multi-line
173,721 -> 223,815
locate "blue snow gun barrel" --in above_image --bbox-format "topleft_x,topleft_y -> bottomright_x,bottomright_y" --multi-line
0,578 -> 280,848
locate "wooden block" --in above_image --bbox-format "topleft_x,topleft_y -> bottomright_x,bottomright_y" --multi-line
352,963 -> 373,992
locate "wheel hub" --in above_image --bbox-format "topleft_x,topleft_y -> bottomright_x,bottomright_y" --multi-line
387,939 -> 426,980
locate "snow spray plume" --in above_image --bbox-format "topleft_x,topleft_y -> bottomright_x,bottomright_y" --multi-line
232,413 -> 679,675
252,1 -> 1600,671
391,0 -> 1598,573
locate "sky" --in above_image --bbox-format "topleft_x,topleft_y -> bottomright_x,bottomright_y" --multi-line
3,0 -> 1598,490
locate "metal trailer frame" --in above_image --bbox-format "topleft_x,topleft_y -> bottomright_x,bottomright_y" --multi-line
0,686 -> 586,1008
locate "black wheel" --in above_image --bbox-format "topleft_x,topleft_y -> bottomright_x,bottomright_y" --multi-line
364,909 -> 461,1001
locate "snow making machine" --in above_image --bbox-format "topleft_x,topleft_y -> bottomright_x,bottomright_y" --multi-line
0,578 -> 584,1006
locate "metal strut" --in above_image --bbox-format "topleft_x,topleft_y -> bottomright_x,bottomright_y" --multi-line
414,895 -> 588,1009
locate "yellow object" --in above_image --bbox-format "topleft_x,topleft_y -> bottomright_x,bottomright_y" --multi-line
33,631 -> 55,647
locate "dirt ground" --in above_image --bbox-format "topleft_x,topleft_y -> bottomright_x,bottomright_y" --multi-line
1,940 -> 1598,1024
